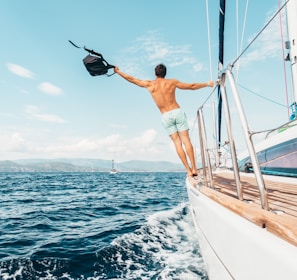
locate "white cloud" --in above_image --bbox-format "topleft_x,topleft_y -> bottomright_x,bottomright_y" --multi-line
0,125 -> 182,162
129,129 -> 157,148
11,133 -> 27,151
1,129 -> 162,159
0,132 -> 30,156
38,82 -> 63,96
6,63 -> 35,79
25,105 -> 66,123
56,129 -> 158,156
122,30 -> 204,73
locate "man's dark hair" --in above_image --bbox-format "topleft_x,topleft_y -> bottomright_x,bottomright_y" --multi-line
155,64 -> 167,78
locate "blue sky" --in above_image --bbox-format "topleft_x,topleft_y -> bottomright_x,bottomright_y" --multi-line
0,1 -> 293,163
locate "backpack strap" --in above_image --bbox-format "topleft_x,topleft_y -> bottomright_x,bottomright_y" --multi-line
68,40 -> 81,48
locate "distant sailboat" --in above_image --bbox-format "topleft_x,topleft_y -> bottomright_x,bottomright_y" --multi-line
110,159 -> 117,174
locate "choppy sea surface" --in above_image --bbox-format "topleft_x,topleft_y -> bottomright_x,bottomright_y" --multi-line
0,172 -> 208,280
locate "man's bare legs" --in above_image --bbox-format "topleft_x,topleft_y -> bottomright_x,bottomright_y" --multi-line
170,130 -> 197,176
179,130 -> 197,175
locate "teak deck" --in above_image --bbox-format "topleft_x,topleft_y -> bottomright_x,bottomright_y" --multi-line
199,171 -> 297,247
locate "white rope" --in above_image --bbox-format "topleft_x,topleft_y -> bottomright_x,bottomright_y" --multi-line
205,0 -> 213,80
190,0 -> 214,140
240,0 -> 249,60
236,0 -> 239,64
236,0 -> 249,80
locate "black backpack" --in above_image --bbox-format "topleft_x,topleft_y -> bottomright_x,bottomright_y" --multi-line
69,40 -> 115,77
83,53 -> 115,77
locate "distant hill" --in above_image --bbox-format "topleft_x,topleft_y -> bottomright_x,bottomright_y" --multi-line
0,158 -> 184,172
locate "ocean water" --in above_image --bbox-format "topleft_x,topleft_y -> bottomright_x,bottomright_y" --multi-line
0,172 -> 208,280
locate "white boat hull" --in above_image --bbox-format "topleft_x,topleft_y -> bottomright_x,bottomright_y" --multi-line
186,178 -> 297,280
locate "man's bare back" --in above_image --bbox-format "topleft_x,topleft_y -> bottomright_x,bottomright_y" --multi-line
146,78 -> 180,113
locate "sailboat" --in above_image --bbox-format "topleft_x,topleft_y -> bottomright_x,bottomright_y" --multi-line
186,1 -> 297,279
109,159 -> 117,174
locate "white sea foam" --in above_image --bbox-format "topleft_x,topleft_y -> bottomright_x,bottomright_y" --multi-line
111,202 -> 208,280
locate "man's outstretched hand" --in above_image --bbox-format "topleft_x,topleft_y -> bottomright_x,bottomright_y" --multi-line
208,80 -> 214,87
114,66 -> 119,73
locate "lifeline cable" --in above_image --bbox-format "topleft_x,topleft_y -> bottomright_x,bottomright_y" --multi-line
231,0 -> 290,67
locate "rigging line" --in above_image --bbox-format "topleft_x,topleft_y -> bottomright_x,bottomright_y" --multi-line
205,0 -> 213,80
189,114 -> 198,138
231,0 -> 290,67
200,84 -> 220,109
238,83 -> 288,108
278,0 -> 290,120
236,0 -> 239,67
248,119 -> 297,136
236,0 -> 249,80
191,84 -> 219,137
211,134 -> 233,156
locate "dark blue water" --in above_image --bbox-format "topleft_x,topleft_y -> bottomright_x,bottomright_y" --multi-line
0,172 -> 208,279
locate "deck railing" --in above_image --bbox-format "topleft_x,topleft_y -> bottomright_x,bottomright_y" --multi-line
197,67 -> 269,210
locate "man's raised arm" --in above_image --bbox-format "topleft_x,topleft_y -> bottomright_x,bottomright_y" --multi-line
176,80 -> 214,90
114,67 -> 151,88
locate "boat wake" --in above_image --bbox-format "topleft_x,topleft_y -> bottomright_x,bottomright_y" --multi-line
0,203 -> 208,280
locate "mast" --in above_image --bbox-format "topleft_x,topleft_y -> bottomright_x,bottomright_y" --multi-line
217,0 -> 226,153
286,0 -> 297,112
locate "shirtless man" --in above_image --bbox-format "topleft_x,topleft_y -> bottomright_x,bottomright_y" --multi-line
114,64 -> 214,177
